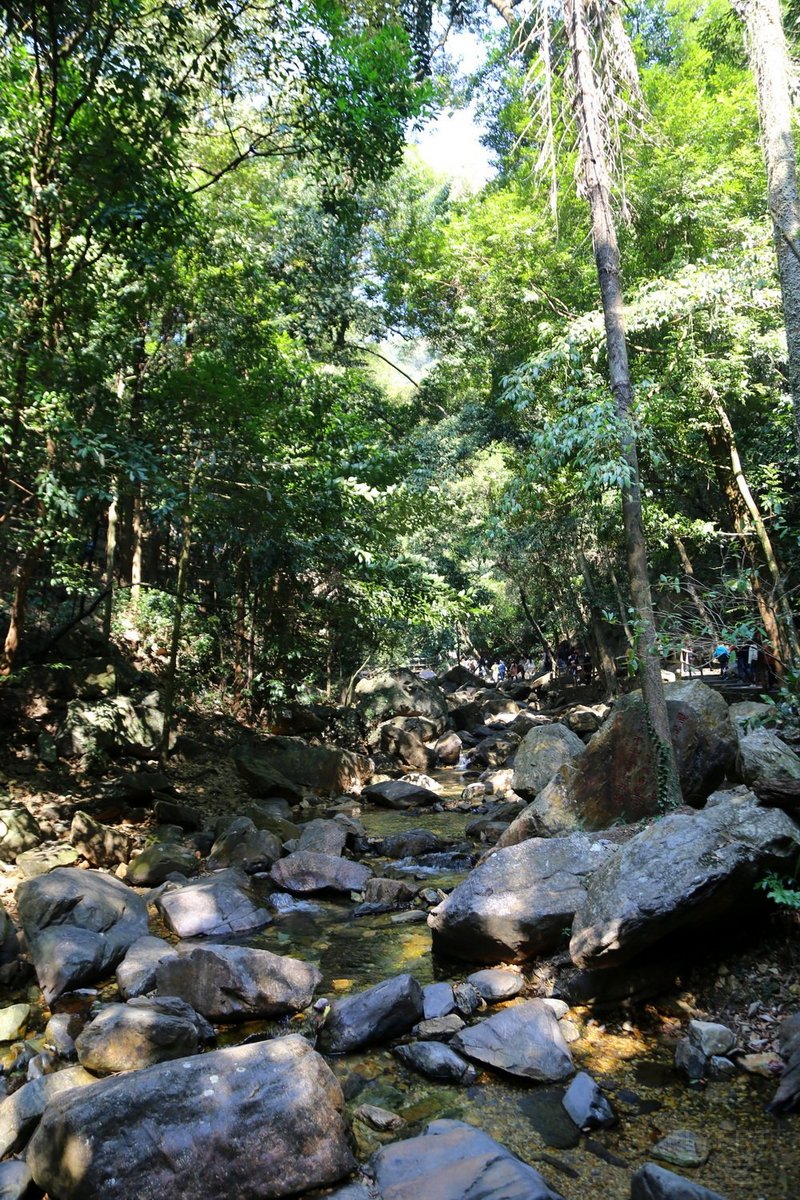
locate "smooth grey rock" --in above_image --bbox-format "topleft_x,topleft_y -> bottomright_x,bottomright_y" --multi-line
466,968 -> 524,1002
75,997 -> 205,1074
769,1010 -> 800,1113
452,1000 -> 574,1082
429,834 -> 615,964
116,935 -> 178,999
631,1163 -> 726,1200
412,1014 -> 465,1040
688,1020 -> 735,1057
155,868 -> 271,937
271,851 -> 372,894
393,1041 -> 477,1085
362,780 -> 440,809
561,1071 -> 617,1129
15,843 -> 79,878
496,764 -> 580,843
208,817 -> 281,873
512,724 -> 586,799
155,942 -> 321,1020
570,790 -> 800,969
423,982 -> 455,1020
126,841 -> 199,886
0,804 -> 43,862
27,1036 -> 354,1200
0,1066 -> 96,1157
381,828 -> 442,857
707,1055 -> 736,1081
370,1118 -> 565,1199
152,798 -> 203,830
0,1159 -> 33,1200
320,974 -> 424,1054
16,867 -> 148,1001
43,1013 -> 81,1060
738,727 -> 800,787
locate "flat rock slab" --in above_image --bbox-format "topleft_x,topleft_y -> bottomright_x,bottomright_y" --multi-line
27,1035 -> 354,1200
155,869 -> 271,938
363,780 -> 441,809
321,974 -> 424,1055
271,851 -> 372,895
155,942 -> 321,1020
452,1000 -> 574,1083
428,834 -> 615,964
370,1118 -> 565,1199
570,788 -> 800,970
423,982 -> 455,1020
297,819 -> 348,856
16,867 -> 148,1001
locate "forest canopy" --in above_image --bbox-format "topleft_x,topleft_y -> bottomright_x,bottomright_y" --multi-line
1,0 -> 798,726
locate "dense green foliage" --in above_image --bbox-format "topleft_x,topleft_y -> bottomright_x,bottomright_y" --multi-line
1,0 -> 798,712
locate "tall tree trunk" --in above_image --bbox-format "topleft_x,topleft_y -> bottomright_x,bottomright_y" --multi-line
706,410 -> 798,671
674,535 -> 713,631
160,470 -> 196,761
563,0 -> 680,804
738,0 -> 800,452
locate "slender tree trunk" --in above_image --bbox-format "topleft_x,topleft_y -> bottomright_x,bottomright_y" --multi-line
563,0 -> 680,803
738,0 -> 800,452
674,535 -> 713,631
0,542 -> 41,674
232,554 -> 249,714
706,411 -> 798,671
160,472 -> 196,761
103,496 -> 118,641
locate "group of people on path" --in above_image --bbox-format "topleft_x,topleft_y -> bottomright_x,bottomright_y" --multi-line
682,633 -> 776,687
463,645 -> 593,687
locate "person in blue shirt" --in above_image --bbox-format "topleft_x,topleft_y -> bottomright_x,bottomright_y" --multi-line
713,642 -> 729,678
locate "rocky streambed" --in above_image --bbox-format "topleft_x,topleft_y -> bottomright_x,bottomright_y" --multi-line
1,664 -> 799,1198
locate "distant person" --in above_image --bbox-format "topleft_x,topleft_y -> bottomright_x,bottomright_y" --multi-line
497,659 -> 507,682
582,651 -> 593,683
712,642 -> 729,678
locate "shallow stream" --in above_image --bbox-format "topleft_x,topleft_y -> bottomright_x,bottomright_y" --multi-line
237,769 -> 800,1199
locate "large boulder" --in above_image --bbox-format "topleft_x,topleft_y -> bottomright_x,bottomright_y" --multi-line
0,802 -> 43,862
355,669 -> 449,733
369,1118 -> 565,1200
235,736 -> 370,798
570,787 -> 800,969
737,727 -> 800,788
320,974 -> 424,1054
270,851 -> 372,895
512,724 -> 586,799
296,818 -> 348,856
116,936 -> 178,999
56,696 -> 163,758
27,1036 -> 355,1200
16,868 -> 148,1002
466,731 -> 520,770
379,725 -> 436,772
125,841 -> 199,886
529,685 -> 738,830
69,811 -> 132,868
495,764 -> 579,844
155,943 -> 321,1020
155,869 -> 271,938
0,1066 -> 97,1157
74,996 -> 208,1074
428,834 -> 615,964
